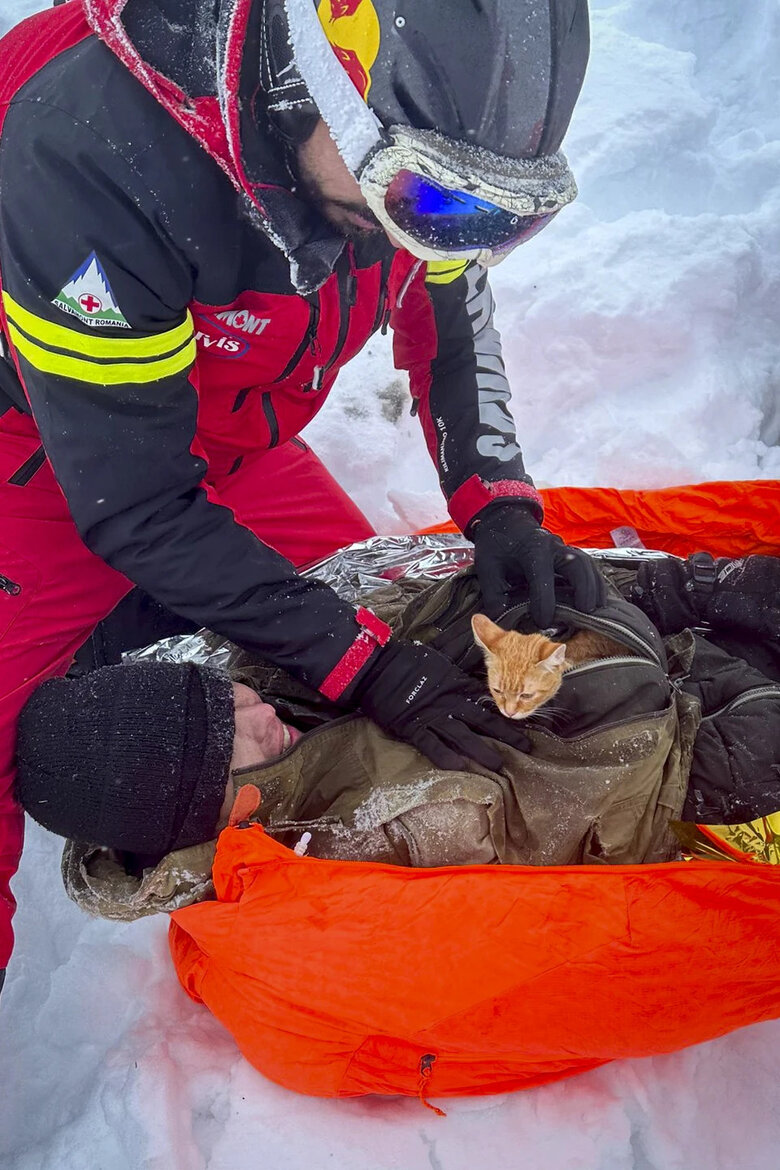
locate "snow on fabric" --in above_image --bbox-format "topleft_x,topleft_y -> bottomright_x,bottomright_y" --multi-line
0,1 -> 779,1167
285,0 -> 382,171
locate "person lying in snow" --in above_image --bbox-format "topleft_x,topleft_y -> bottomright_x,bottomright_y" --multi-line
14,554 -> 780,922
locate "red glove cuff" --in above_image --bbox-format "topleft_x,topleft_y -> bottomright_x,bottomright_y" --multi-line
448,474 -> 544,532
319,607 -> 392,701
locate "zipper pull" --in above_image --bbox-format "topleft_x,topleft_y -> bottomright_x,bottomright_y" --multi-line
346,272 -> 357,306
308,300 -> 321,355
374,254 -> 392,335
228,783 -> 261,827
396,258 -> 424,309
417,1053 -> 446,1117
312,366 -> 323,391
293,831 -> 312,857
0,574 -> 21,596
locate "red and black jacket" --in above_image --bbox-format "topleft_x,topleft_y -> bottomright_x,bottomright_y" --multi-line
0,0 -> 543,696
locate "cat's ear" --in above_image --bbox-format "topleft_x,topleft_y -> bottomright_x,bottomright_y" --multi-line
472,613 -> 504,653
540,642 -> 567,670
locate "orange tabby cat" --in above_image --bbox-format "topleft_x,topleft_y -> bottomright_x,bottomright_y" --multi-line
471,613 -> 632,719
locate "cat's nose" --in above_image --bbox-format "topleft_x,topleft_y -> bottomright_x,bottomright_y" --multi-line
504,699 -> 520,717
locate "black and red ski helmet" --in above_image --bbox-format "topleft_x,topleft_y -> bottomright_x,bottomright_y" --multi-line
262,0 -> 590,163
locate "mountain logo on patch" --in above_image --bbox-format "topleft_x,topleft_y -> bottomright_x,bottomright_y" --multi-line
52,253 -> 130,329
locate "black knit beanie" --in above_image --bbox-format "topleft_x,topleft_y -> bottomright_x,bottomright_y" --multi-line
16,663 -> 235,856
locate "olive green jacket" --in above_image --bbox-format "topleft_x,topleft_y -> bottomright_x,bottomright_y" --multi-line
63,572 -> 700,921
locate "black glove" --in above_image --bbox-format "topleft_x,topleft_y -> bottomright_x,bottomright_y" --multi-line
472,502 -> 607,627
707,554 -> 780,638
352,640 -> 530,773
633,552 -> 780,638
629,556 -> 704,634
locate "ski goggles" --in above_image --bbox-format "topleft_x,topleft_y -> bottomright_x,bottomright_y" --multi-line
359,127 -> 578,266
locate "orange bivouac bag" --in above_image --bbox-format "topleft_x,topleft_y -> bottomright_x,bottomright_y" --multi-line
169,480 -> 780,1102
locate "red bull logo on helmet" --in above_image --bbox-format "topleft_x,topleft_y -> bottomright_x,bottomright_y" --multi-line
317,0 -> 381,100
329,0 -> 364,15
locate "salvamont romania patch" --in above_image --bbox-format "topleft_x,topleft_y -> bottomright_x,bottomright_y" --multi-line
52,252 -> 130,329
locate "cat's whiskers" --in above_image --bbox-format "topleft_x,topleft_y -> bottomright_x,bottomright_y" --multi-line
529,705 -> 568,724
475,694 -> 498,711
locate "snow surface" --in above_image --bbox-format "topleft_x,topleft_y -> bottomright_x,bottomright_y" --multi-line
1,1 -> 779,1167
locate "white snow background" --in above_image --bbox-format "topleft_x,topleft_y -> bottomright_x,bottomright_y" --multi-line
1,1 -> 779,1167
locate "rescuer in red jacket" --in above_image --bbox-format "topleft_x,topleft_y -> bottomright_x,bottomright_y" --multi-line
0,0 -> 602,987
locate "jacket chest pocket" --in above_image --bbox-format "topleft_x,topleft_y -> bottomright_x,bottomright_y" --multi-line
195,259 -> 386,422
221,290 -> 326,398
274,256 -> 386,395
270,297 -> 321,389
192,295 -> 317,389
275,268 -> 357,396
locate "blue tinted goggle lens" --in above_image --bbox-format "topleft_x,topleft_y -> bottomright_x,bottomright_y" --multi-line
383,170 -> 557,253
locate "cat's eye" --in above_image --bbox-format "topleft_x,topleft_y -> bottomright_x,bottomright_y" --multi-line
519,693 -> 535,700
493,689 -> 504,696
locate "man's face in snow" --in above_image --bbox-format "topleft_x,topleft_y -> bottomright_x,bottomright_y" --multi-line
217,683 -> 302,825
295,119 -> 389,240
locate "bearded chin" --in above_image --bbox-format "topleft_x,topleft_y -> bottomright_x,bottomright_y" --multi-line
320,200 -> 384,240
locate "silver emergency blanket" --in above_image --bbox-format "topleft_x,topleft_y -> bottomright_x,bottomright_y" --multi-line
124,535 -> 676,670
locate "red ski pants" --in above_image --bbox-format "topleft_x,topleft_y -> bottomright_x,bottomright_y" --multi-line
0,409 -> 374,970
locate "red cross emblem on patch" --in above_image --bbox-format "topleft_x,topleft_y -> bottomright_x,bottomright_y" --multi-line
78,293 -> 103,314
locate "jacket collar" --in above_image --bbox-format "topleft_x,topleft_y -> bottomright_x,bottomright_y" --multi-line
83,0 -> 345,292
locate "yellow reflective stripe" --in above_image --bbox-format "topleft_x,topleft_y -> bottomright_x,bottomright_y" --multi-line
8,323 -> 196,385
425,260 -> 470,285
2,292 -> 193,360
